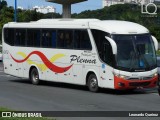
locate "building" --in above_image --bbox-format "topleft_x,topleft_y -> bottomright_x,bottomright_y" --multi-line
102,0 -> 154,7
17,6 -> 56,14
17,6 -> 24,10
32,6 -> 56,14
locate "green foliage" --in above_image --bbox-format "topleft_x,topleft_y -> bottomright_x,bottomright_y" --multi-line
73,4 -> 160,42
156,50 -> 160,55
0,6 -> 14,43
17,9 -> 44,22
43,13 -> 61,18
0,0 -> 7,10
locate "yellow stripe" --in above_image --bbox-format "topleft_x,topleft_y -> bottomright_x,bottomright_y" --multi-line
17,52 -> 65,71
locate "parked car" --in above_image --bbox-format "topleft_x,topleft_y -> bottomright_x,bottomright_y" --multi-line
0,45 -> 2,61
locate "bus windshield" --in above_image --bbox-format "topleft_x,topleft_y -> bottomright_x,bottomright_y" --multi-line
112,34 -> 157,72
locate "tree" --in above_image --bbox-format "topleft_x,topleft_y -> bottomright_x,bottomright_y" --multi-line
0,0 -> 7,10
0,6 -> 14,42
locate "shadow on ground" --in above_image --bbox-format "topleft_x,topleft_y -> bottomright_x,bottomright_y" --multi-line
9,79 -> 157,95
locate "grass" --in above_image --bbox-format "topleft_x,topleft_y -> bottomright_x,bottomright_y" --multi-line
0,107 -> 55,120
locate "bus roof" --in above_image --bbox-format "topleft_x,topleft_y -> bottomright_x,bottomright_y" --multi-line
4,19 -> 149,34
89,20 -> 149,34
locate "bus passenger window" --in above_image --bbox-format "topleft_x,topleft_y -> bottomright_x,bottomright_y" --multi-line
74,30 -> 92,50
65,31 -> 73,49
15,29 -> 26,46
51,31 -> 56,48
4,28 -> 14,46
42,30 -> 52,48
57,31 -> 65,48
57,30 -> 73,49
27,29 -> 40,47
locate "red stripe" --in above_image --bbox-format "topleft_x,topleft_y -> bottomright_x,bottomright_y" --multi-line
10,51 -> 73,73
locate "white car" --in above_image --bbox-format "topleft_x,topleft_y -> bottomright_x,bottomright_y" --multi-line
0,45 -> 2,61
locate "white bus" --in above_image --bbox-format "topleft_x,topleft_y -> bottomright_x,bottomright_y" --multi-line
2,19 -> 158,92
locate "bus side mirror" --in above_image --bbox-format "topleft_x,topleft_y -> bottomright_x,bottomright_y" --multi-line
105,36 -> 117,55
152,36 -> 158,51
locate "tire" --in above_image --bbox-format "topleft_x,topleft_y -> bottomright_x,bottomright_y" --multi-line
87,74 -> 99,92
30,68 -> 40,85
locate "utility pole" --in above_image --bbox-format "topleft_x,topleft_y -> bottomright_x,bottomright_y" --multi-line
14,0 -> 17,22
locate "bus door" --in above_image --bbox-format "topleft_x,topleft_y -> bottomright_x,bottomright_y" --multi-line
99,42 -> 114,88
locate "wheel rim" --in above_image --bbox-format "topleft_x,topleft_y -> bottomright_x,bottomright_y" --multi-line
32,71 -> 38,82
90,78 -> 97,89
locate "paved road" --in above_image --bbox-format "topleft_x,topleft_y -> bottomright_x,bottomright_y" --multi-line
0,63 -> 160,120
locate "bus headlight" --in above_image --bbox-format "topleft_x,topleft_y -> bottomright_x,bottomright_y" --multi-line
119,75 -> 130,80
113,72 -> 130,80
154,73 -> 158,77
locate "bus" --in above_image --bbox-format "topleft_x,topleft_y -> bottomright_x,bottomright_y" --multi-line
2,19 -> 158,92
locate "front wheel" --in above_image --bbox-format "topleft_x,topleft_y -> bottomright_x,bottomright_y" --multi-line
30,68 -> 40,85
87,74 -> 99,92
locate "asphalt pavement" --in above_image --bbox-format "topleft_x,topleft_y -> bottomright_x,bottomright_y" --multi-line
0,62 -> 160,120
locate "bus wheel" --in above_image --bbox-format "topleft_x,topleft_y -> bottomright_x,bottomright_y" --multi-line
30,68 -> 40,85
87,74 -> 99,92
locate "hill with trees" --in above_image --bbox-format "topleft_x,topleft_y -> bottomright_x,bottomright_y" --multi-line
72,4 -> 160,41
0,1 -> 160,43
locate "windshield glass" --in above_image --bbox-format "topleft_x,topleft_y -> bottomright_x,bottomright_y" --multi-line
112,34 -> 157,72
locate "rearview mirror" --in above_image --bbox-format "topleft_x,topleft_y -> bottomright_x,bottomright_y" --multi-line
105,36 -> 117,55
151,36 -> 158,51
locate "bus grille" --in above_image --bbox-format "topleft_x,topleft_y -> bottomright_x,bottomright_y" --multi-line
129,82 -> 151,87
127,77 -> 152,80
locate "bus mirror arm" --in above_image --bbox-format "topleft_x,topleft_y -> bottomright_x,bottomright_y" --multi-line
151,36 -> 158,51
105,36 -> 117,55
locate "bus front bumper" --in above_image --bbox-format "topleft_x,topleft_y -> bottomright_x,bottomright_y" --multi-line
114,75 -> 158,90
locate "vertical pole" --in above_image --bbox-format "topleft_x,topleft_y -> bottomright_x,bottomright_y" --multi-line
62,4 -> 71,18
14,0 -> 17,22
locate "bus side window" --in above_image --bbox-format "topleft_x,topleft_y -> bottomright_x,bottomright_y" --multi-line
4,28 -> 14,46
74,30 -> 92,50
51,31 -> 56,48
15,29 -> 26,46
57,30 -> 73,49
27,29 -> 40,47
57,31 -> 65,48
65,31 -> 73,49
42,30 -> 52,48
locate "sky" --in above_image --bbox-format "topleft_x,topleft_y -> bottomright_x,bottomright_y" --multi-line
6,0 -> 102,13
